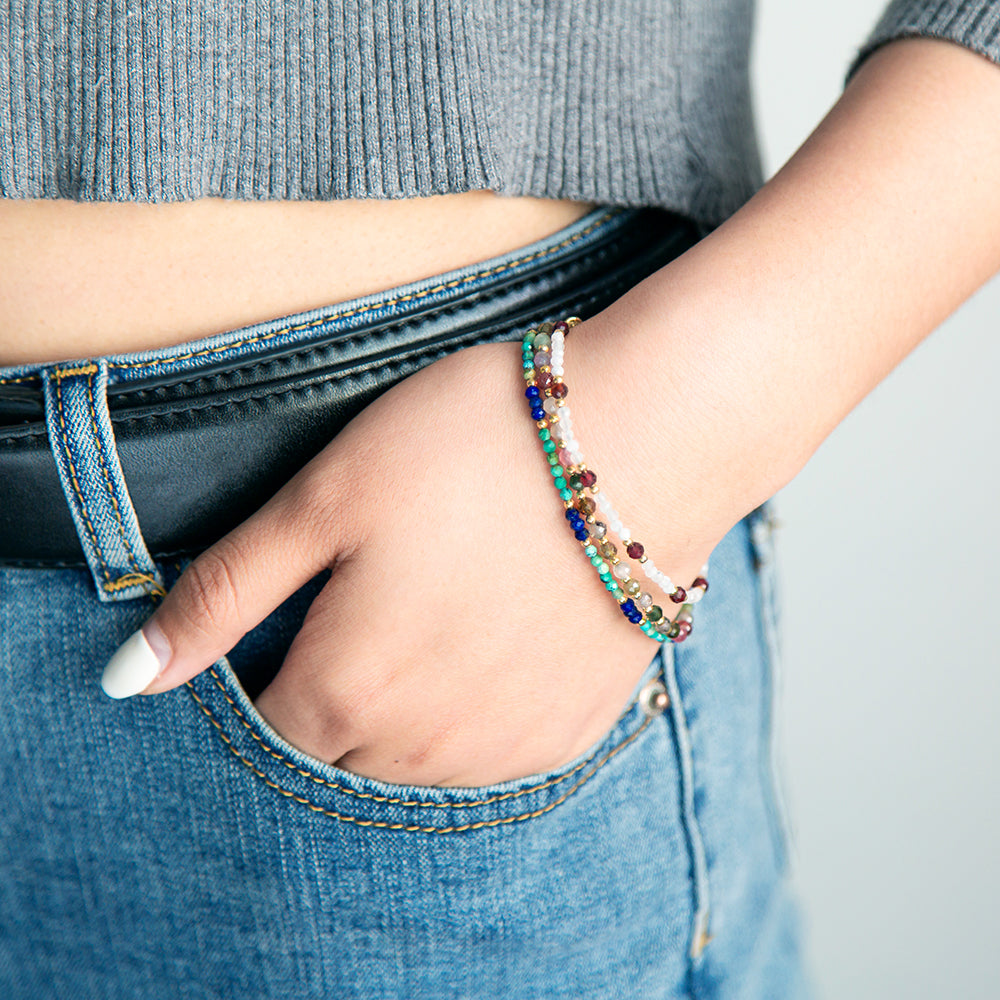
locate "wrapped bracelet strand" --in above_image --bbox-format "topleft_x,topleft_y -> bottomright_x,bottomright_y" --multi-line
522,317 -> 709,643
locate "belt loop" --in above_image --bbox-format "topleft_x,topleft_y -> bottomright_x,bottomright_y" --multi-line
42,360 -> 164,603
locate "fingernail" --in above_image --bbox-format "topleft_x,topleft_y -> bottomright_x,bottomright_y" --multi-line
101,622 -> 170,699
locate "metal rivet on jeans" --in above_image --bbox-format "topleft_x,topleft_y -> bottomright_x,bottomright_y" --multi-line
638,678 -> 670,717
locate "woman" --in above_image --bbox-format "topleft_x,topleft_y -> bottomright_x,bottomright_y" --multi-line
2,2 -> 999,997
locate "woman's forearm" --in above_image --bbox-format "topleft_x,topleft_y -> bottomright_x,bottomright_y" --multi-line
571,35 -> 1000,575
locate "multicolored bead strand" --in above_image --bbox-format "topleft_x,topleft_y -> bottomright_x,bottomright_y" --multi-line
521,317 -> 710,643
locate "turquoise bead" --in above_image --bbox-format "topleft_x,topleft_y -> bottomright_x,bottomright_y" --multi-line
554,477 -> 567,489
542,440 -> 556,454
550,465 -> 563,477
590,556 -> 601,567
584,544 -> 597,556
559,488 -> 573,501
538,427 -> 551,441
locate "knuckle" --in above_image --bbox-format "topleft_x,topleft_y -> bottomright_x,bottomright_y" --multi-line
177,538 -> 245,636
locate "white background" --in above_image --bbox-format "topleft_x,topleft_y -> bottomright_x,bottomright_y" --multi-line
752,3 -> 1000,997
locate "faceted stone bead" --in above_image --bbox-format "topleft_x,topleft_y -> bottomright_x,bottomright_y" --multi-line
537,371 -> 553,391
576,497 -> 596,515
552,320 -> 569,334
692,577 -> 709,593
598,540 -> 616,558
550,381 -> 568,399
666,622 -> 681,638
579,470 -> 597,488
538,321 -> 554,335
543,397 -> 560,415
625,579 -> 641,596
558,448 -> 574,467
625,541 -> 644,560
612,562 -> 631,580
646,605 -> 663,623
669,587 -> 687,604
590,521 -> 608,540
568,474 -> 584,491
675,621 -> 693,641
639,592 -> 653,610
534,333 -> 552,349
533,352 -> 551,369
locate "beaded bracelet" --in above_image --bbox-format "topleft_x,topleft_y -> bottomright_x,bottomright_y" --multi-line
522,317 -> 709,643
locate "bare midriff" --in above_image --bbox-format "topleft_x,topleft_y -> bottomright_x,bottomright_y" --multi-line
0,192 -> 598,366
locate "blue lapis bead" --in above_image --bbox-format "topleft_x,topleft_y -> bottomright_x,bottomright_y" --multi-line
564,509 -> 577,521
574,529 -> 588,541
530,408 -> 545,420
621,598 -> 636,614
525,386 -> 540,398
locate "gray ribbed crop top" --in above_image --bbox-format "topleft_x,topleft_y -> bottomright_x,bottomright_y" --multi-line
2,1 -> 999,226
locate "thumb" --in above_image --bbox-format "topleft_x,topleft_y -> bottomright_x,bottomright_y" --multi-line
99,476 -> 346,699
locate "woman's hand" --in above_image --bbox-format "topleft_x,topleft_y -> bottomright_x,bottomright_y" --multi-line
109,332 -> 717,787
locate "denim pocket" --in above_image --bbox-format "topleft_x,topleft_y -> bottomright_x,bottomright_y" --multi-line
746,498 -> 793,873
184,644 -> 672,836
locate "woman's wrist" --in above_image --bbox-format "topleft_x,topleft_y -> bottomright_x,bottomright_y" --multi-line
565,35 -> 1000,566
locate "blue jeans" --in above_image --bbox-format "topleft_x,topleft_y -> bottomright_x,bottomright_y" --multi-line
0,206 -> 815,998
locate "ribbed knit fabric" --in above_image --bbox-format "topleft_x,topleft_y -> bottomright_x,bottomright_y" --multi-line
1,2 -> 999,225
846,0 -> 1000,85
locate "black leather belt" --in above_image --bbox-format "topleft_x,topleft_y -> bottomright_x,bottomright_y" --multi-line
0,207 -> 702,567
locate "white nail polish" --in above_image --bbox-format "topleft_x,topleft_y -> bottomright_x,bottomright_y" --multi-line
101,629 -> 164,699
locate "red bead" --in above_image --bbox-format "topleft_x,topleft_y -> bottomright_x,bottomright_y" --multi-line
692,577 -> 709,593
626,541 -> 644,560
674,620 -> 693,641
579,469 -> 597,488
552,321 -> 569,333
669,586 -> 687,604
550,381 -> 568,399
537,371 -> 553,391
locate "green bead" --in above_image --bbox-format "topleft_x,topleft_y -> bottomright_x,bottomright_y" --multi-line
542,440 -> 556,453
590,556 -> 602,567
559,488 -> 573,501
584,544 -> 597,556
554,477 -> 567,489
538,427 -> 551,441
646,605 -> 663,623
549,465 -> 563,477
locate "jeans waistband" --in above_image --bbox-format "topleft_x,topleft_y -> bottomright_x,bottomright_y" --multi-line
0,204 -> 702,593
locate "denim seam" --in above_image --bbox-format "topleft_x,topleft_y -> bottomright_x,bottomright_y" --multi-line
111,241 -> 631,399
84,369 -> 143,577
92,209 -> 621,378
187,679 -> 655,833
51,369 -> 112,584
660,641 -> 713,973
202,665 -> 642,809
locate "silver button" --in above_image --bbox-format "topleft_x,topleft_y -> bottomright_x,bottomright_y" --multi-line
638,678 -> 670,717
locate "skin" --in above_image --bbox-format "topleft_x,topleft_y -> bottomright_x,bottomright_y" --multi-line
24,36 -> 1000,786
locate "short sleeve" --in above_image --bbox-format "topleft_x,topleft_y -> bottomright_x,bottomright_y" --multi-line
844,1 -> 1000,87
